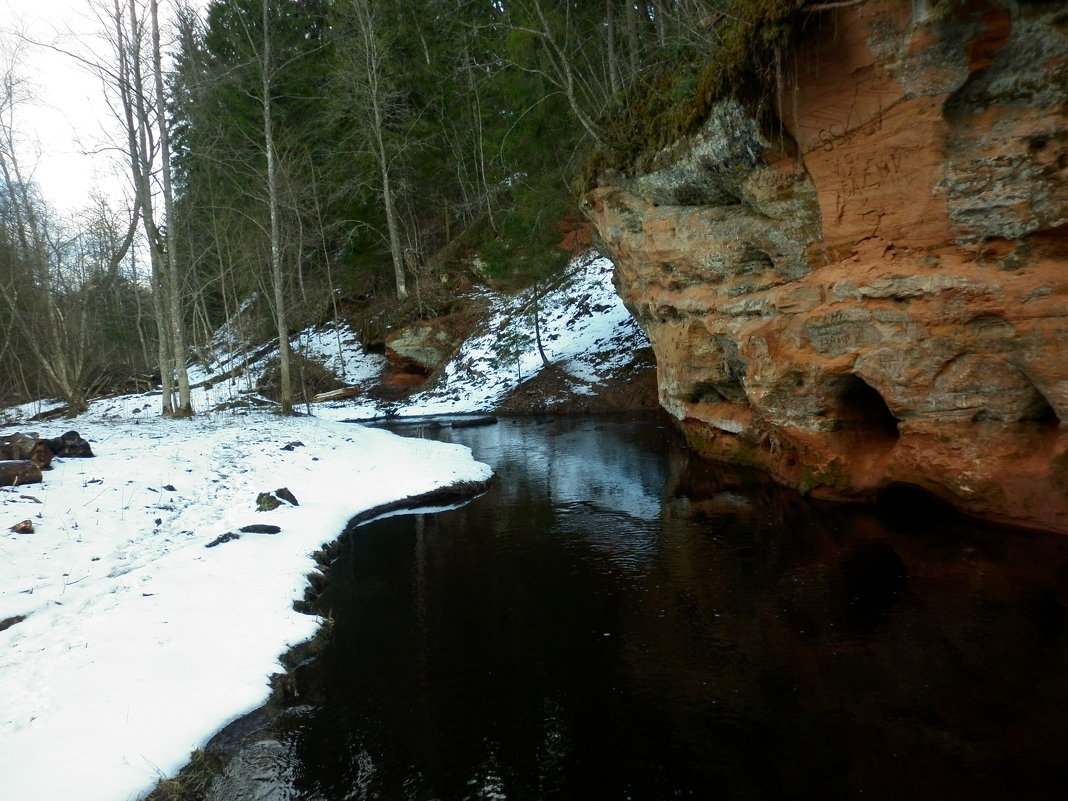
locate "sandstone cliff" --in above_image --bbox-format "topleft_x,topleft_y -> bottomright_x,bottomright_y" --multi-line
584,0 -> 1068,532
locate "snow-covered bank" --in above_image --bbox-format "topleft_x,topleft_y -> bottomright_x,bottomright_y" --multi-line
31,254 -> 649,428
0,250 -> 651,800
0,412 -> 492,801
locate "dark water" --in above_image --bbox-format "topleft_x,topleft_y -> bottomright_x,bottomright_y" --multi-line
274,417 -> 1068,801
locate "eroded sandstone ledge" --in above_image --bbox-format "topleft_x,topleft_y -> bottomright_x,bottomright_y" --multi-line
584,0 -> 1068,532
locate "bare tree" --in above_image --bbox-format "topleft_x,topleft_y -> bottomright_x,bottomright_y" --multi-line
333,0 -> 410,300
150,0 -> 193,415
0,41 -> 93,413
62,0 -> 196,415
260,0 -> 294,413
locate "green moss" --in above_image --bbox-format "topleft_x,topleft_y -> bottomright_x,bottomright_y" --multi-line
580,0 -> 804,193
682,428 -> 714,454
256,492 -> 282,512
797,460 -> 852,495
683,425 -> 769,468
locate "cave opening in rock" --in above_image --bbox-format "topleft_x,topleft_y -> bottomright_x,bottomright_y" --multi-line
1020,390 -> 1061,428
832,374 -> 901,442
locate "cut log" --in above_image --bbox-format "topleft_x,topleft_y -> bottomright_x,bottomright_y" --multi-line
0,460 -> 43,487
311,386 -> 361,403
1,430 -> 92,465
0,433 -> 53,469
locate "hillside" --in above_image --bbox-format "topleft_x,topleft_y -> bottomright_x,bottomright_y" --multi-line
4,254 -> 657,427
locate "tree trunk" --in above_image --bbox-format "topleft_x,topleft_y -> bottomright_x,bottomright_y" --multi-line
532,281 -> 550,368
627,1 -> 641,79
121,0 -> 174,415
358,0 -> 407,300
380,152 -> 408,301
262,0 -> 294,414
151,0 -> 193,416
606,0 -> 622,96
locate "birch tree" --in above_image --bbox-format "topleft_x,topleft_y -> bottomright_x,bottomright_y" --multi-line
332,0 -> 410,300
150,0 -> 193,415
259,0 -> 294,413
99,0 -> 193,415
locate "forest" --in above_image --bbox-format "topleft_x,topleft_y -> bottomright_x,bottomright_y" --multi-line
0,0 -> 794,417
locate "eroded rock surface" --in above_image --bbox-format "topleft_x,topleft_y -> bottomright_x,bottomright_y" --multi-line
386,322 -> 463,372
584,0 -> 1068,532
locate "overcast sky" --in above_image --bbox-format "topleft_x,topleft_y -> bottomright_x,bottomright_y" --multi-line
1,0 -> 206,216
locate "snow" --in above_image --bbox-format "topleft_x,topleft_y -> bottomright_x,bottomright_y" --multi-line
0,251 -> 647,801
121,253 -> 645,425
309,253 -> 649,420
0,413 -> 491,801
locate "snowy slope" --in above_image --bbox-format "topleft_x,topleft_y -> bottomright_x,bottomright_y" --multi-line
377,252 -> 650,418
39,252 -> 649,425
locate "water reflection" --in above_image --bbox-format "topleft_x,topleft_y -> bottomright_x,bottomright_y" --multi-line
272,417 -> 1068,801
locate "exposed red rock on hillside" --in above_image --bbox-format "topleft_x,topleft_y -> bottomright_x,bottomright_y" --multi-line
584,0 -> 1068,532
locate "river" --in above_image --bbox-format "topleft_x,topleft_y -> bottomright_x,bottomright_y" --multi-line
210,415 -> 1068,801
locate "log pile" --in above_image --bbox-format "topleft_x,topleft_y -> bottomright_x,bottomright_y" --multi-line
0,432 -> 54,469
0,430 -> 94,487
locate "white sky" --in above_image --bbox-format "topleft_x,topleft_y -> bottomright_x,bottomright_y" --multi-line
1,0 -> 207,217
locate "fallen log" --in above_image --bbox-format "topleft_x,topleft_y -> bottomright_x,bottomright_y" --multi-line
311,385 -> 361,403
0,430 -> 93,465
0,460 -> 43,487
451,415 -> 498,429
0,433 -> 53,469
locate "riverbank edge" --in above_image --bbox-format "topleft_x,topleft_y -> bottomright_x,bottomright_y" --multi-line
142,476 -> 495,801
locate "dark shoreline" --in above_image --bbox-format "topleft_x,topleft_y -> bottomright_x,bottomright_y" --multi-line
142,477 -> 493,801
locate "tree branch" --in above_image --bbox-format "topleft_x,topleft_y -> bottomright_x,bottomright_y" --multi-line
804,0 -> 870,12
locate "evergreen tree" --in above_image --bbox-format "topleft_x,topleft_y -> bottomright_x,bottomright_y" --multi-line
171,0 -> 333,328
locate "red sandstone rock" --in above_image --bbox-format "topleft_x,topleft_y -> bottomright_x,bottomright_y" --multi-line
584,0 -> 1068,533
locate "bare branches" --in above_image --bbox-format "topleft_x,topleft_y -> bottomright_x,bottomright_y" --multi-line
803,0 -> 870,11
333,0 -> 411,300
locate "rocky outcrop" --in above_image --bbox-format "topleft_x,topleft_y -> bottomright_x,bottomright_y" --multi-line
386,322 -> 463,373
584,0 -> 1068,532
379,320 -> 466,397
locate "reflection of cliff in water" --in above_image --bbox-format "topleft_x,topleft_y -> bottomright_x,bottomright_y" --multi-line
646,448 -> 1068,800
